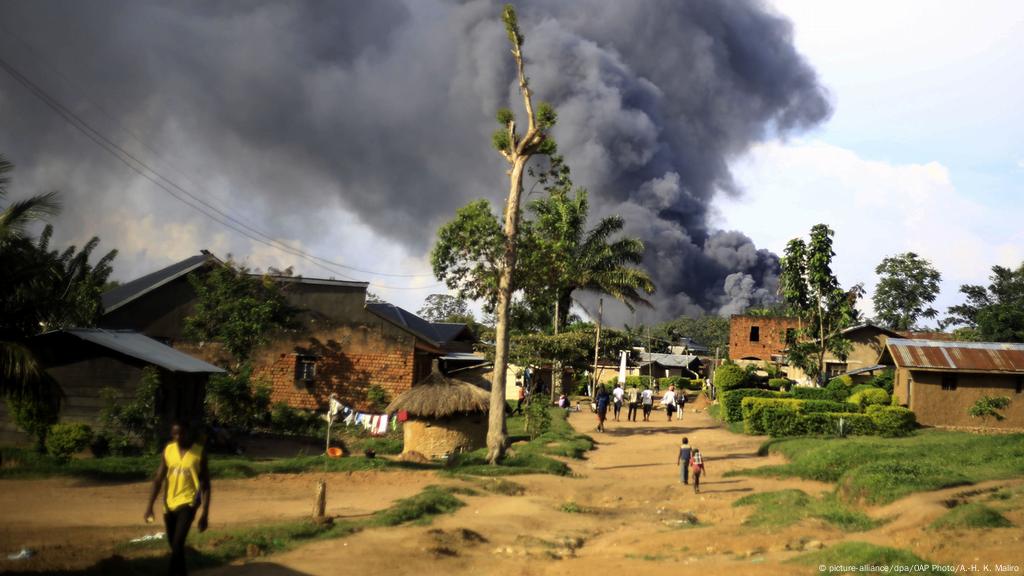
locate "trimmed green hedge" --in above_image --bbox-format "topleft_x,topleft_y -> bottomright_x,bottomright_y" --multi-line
867,405 -> 916,437
767,378 -> 792,391
720,388 -> 784,422
800,399 -> 851,414
659,376 -> 700,391
848,387 -> 890,410
743,398 -> 803,435
715,364 -> 749,391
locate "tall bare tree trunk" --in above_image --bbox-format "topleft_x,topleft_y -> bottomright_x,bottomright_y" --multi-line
551,299 -> 560,404
591,298 -> 603,393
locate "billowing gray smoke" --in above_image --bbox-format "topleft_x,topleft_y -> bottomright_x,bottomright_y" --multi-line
0,0 -> 829,322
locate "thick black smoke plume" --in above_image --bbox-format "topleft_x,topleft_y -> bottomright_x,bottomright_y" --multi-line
0,0 -> 829,322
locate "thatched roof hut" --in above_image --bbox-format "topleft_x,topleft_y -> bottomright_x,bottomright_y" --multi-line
387,363 -> 491,459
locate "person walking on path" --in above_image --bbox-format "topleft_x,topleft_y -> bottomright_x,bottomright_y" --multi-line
145,422 -> 211,576
640,384 -> 654,421
661,385 -> 677,422
625,382 -> 640,422
513,384 -> 526,415
611,383 -> 624,421
676,389 -> 687,422
595,384 -> 611,432
676,436 -> 692,484
690,448 -> 706,493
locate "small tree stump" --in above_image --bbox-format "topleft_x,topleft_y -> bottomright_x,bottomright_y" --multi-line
313,478 -> 326,520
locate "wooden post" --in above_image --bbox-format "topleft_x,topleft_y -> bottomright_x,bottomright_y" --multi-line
313,479 -> 327,520
591,298 -> 603,396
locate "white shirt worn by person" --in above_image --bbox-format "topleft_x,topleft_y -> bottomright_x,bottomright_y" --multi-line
612,387 -> 625,403
661,390 -> 676,406
641,389 -> 654,405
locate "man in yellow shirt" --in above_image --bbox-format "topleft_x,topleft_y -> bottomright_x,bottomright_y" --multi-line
144,421 -> 211,576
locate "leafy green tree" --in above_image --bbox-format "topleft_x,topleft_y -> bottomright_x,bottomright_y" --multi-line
779,224 -> 860,384
873,252 -> 941,330
98,367 -> 163,455
417,294 -> 474,324
205,364 -> 271,432
653,315 -> 730,357
946,262 -> 1024,342
5,382 -> 59,451
184,262 -> 293,365
431,199 -> 510,308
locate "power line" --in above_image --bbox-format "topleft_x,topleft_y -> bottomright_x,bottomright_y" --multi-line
0,51 -> 442,290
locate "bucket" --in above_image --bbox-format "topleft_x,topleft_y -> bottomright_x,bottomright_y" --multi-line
326,447 -> 343,458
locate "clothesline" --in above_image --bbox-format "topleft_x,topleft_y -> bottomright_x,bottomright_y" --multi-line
328,399 -> 398,436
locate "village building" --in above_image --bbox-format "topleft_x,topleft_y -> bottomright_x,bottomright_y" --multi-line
98,252 -> 474,413
0,329 -> 223,444
385,363 -> 490,459
783,323 -> 902,386
728,315 -> 800,364
631,352 -> 704,380
880,338 -> 1024,429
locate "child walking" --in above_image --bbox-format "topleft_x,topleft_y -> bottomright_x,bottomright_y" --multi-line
690,448 -> 706,493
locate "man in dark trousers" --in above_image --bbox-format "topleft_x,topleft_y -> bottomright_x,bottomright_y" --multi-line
676,436 -> 692,485
144,422 -> 211,576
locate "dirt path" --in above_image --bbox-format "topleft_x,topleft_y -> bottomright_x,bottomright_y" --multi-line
0,470 -> 434,572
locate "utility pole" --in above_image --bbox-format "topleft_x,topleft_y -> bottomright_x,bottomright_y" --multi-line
552,299 -> 560,403
591,298 -> 603,397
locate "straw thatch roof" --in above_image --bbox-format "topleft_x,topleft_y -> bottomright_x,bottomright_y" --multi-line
385,363 -> 491,418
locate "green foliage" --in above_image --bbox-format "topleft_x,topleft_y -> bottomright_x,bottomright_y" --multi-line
370,485 -> 465,527
511,326 -> 630,368
720,388 -> 783,422
98,367 -> 163,455
416,294 -> 474,324
430,200 -> 505,308
270,403 -> 322,436
524,397 -> 551,439
714,364 -> 749,391
734,489 -> 878,531
5,391 -> 59,450
625,375 -> 655,389
864,405 -> 916,437
536,102 -> 557,130
866,369 -> 894,394
45,422 -> 93,463
660,376 -> 698,391
791,542 -> 944,573
947,261 -> 1024,342
184,262 -> 293,363
496,107 -> 514,125
737,431 -> 1024,504
767,377 -> 791,391
742,398 -> 802,436
929,503 -> 1013,530
791,386 -> 842,402
969,395 -> 1012,421
800,399 -> 851,413
491,128 -> 512,153
780,224 -> 862,383
560,501 -> 584,513
873,252 -> 942,330
847,387 -> 890,410
367,385 -> 391,412
652,315 -> 729,358
206,365 -> 270,432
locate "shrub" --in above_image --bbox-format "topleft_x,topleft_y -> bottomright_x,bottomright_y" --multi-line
826,378 -> 854,401
99,367 -> 163,455
525,398 -> 552,439
833,413 -> 876,436
797,413 -> 836,435
767,378 -> 792,392
828,375 -> 854,388
760,402 -> 805,437
867,369 -> 895,395
5,393 -> 59,451
742,398 -> 802,435
800,400 -> 850,414
867,405 -> 916,437
720,388 -> 783,422
45,423 -> 93,463
625,375 -> 655,389
660,376 -> 698,390
367,385 -> 391,411
206,365 -> 271,432
714,364 -> 749,391
270,403 -> 322,436
792,387 -> 839,402
848,387 -> 890,410
969,396 -> 1012,422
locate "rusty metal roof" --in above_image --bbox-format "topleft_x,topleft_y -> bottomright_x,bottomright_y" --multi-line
884,338 -> 1024,373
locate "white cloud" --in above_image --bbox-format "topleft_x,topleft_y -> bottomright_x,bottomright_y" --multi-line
720,139 -> 1024,325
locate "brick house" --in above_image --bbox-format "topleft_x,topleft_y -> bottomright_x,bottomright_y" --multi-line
728,315 -> 800,363
782,323 -> 902,386
100,252 -> 470,413
881,339 -> 1024,429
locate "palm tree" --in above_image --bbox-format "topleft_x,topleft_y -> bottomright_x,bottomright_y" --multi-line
528,187 -> 656,331
0,154 -> 61,396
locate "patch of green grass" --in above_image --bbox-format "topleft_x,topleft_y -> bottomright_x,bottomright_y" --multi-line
929,502 -> 1013,530
560,501 -> 584,513
708,403 -> 744,433
0,447 -> 432,482
790,542 -> 947,574
733,490 -> 878,532
625,553 -> 670,561
728,430 -> 1024,504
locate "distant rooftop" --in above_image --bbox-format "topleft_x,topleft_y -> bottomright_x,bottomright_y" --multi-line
37,329 -> 225,374
883,338 -> 1024,373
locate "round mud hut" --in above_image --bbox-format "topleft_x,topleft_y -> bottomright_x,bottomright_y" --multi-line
386,363 -> 490,460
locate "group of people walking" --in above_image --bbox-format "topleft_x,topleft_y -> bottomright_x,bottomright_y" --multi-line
593,381 -> 688,431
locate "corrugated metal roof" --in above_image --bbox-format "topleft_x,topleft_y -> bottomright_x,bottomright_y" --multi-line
36,329 -> 226,373
431,322 -> 472,344
844,364 -> 887,376
101,253 -> 213,313
638,352 -> 701,368
366,303 -> 441,347
885,338 -> 1024,373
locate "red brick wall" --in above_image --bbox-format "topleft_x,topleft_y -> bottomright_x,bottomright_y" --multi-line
256,348 -> 415,412
729,315 -> 799,361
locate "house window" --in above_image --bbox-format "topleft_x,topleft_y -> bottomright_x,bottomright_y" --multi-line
295,356 -> 317,383
749,326 -> 760,342
941,375 -> 957,391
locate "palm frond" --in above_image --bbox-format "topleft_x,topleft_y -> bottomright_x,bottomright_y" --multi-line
0,341 -> 42,396
0,191 -> 61,239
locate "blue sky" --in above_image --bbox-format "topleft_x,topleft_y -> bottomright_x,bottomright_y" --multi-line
720,0 -> 1024,324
